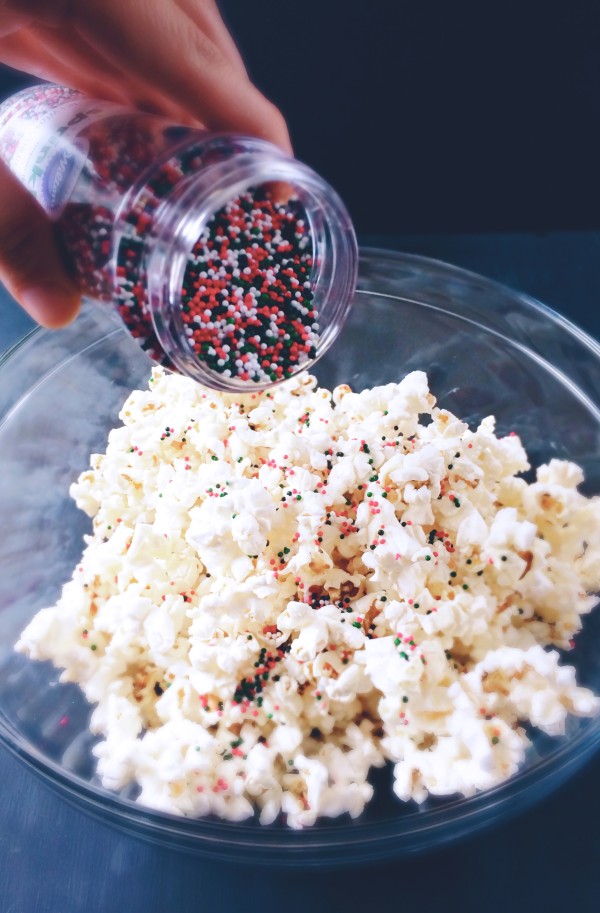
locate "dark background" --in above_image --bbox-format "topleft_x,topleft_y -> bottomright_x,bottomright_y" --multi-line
1,0 -> 599,235
222,0 -> 600,234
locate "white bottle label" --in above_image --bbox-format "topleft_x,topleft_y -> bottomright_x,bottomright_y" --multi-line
0,86 -> 125,218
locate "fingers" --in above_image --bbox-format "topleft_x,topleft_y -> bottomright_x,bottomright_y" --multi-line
3,1 -> 290,150
0,31 -> 125,102
28,24 -> 207,124
0,0 -> 291,333
0,29 -> 204,131
0,29 -> 167,113
0,161 -> 80,328
4,1 -> 291,150
178,0 -> 248,77
72,0 -> 292,151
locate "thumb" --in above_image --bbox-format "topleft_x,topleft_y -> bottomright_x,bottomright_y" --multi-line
0,161 -> 80,328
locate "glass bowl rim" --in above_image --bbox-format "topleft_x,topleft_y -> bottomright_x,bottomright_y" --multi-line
1,246 -> 599,863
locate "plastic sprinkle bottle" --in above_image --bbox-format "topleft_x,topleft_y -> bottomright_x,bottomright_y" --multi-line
0,84 -> 357,390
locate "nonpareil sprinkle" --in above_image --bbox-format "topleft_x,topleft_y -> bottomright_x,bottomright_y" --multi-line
180,189 -> 316,383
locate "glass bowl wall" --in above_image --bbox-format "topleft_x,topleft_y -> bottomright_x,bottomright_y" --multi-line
1,249 -> 599,866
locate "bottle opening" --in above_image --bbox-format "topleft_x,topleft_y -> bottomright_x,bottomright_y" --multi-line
148,152 -> 357,391
176,182 -> 316,386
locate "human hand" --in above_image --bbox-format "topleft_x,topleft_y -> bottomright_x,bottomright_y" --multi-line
0,0 -> 291,328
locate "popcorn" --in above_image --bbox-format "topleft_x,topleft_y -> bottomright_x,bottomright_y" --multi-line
16,368 -> 600,828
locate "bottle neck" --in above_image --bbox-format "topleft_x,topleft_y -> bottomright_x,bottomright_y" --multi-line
147,144 -> 357,391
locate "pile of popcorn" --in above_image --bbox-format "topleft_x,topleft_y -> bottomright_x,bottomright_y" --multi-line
17,368 -> 600,828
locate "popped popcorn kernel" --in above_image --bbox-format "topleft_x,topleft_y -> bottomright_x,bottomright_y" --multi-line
16,368 -> 600,827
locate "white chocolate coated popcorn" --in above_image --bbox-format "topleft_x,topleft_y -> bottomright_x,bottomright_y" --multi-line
16,368 -> 600,827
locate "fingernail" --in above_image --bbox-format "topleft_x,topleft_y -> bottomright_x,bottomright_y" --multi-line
20,284 -> 80,329
266,180 -> 294,205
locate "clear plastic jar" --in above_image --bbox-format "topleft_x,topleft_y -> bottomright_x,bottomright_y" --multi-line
0,84 -> 357,390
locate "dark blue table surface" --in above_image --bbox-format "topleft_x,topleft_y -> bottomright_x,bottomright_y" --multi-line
1,232 -> 599,913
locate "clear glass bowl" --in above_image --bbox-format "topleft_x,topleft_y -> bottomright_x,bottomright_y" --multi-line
1,248 -> 599,867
